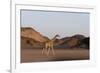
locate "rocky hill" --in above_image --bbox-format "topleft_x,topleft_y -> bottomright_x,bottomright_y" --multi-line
21,27 -> 89,49
21,27 -> 49,43
21,27 -> 49,49
55,34 -> 87,49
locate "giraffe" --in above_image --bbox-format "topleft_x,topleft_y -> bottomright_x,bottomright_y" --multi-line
42,34 -> 60,56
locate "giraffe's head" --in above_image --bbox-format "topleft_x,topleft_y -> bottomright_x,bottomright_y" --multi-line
55,34 -> 60,38
52,34 -> 60,40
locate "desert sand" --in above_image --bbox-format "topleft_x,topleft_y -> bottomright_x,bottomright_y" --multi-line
21,27 -> 89,63
21,48 -> 89,63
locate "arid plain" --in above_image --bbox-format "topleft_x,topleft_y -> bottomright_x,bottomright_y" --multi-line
21,27 -> 89,63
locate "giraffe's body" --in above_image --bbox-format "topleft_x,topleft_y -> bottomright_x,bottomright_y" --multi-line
42,34 -> 60,56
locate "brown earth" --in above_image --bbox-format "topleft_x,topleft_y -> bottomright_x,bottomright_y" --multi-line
21,27 -> 89,63
21,48 -> 89,63
21,27 -> 89,49
21,27 -> 49,43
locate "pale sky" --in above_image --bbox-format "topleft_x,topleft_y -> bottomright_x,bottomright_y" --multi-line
21,10 -> 89,38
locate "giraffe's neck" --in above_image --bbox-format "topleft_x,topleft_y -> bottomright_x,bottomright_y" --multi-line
51,36 -> 58,41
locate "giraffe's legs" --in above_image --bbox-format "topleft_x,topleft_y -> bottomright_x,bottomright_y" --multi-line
47,47 -> 50,56
42,42 -> 56,56
42,48 -> 48,55
42,48 -> 45,55
45,44 -> 49,55
51,45 -> 55,55
42,43 -> 49,55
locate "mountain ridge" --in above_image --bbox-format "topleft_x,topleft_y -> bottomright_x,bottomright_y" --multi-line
21,27 -> 89,49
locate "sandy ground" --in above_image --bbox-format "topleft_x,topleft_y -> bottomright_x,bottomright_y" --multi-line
21,48 -> 89,63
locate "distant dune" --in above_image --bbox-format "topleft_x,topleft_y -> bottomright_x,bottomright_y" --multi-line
21,27 -> 90,63
21,27 -> 49,49
21,27 -> 49,42
58,34 -> 89,49
21,27 -> 90,49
